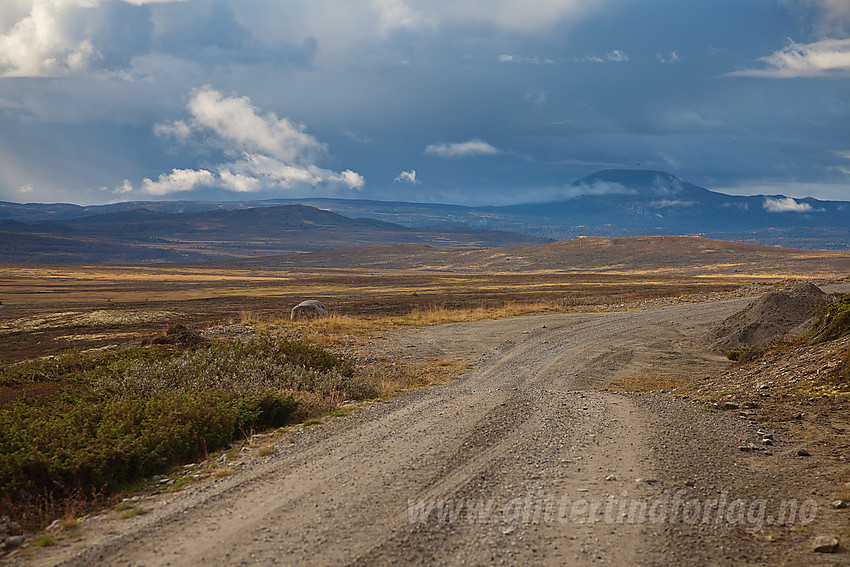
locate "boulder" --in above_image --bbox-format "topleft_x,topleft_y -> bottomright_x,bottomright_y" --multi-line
291,300 -> 329,321
812,535 -> 839,553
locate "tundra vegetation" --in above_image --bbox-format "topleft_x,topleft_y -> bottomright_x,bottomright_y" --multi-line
0,332 -> 425,531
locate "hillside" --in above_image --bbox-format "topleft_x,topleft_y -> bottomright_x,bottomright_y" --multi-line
0,204 -> 546,263
243,236 -> 850,278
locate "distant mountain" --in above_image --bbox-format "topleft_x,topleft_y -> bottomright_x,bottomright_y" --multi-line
290,170 -> 850,249
497,170 -> 849,234
0,204 -> 547,263
2,169 -> 848,253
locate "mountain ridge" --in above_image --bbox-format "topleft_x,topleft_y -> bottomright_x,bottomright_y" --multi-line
0,203 -> 547,263
1,169 -> 848,252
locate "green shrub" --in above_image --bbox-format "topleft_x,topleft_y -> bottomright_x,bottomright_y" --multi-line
0,334 -> 368,509
725,346 -> 769,363
808,294 -> 850,344
0,389 -> 296,497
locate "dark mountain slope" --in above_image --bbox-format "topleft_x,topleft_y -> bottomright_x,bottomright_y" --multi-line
0,204 -> 547,263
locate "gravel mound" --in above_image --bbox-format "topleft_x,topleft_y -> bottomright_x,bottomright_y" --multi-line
707,281 -> 830,353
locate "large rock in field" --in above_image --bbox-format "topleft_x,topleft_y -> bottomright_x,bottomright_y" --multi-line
291,300 -> 328,321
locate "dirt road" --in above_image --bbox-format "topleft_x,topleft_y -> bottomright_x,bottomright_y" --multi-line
22,296 -> 847,566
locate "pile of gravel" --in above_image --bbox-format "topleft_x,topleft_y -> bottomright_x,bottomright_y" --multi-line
707,281 -> 831,353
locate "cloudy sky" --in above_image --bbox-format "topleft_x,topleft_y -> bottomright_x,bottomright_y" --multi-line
1,0 -> 849,206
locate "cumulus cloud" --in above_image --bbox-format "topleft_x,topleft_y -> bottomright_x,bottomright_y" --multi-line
114,179 -> 134,194
425,139 -> 502,158
607,50 -> 628,62
730,38 -> 850,78
763,196 -> 814,212
0,0 -> 104,78
142,168 -> 215,196
168,85 -> 327,164
219,169 -> 262,193
0,0 -> 312,78
394,170 -> 420,184
146,86 -> 364,195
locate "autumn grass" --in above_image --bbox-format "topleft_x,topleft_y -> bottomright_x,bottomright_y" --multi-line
248,302 -> 560,349
257,445 -> 276,457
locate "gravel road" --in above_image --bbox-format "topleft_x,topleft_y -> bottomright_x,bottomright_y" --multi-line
22,296 -> 847,566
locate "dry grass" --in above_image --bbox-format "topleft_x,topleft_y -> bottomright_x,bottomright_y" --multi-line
1,257 -> 778,363
257,445 -> 275,457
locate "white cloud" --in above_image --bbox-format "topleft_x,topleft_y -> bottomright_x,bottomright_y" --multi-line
579,50 -> 629,63
18,183 -> 34,194
334,169 -> 366,189
142,168 -> 215,196
219,152 -> 364,192
153,120 -> 193,142
114,179 -> 134,194
0,0 -> 104,78
425,139 -> 502,158
219,170 -> 262,193
565,181 -> 636,199
763,196 -> 814,212
498,54 -> 556,64
656,51 -> 680,64
730,38 -> 850,78
145,87 -> 364,196
182,85 -> 327,164
394,170 -> 420,184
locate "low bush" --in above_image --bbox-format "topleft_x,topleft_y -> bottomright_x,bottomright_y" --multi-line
0,333 -> 371,526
